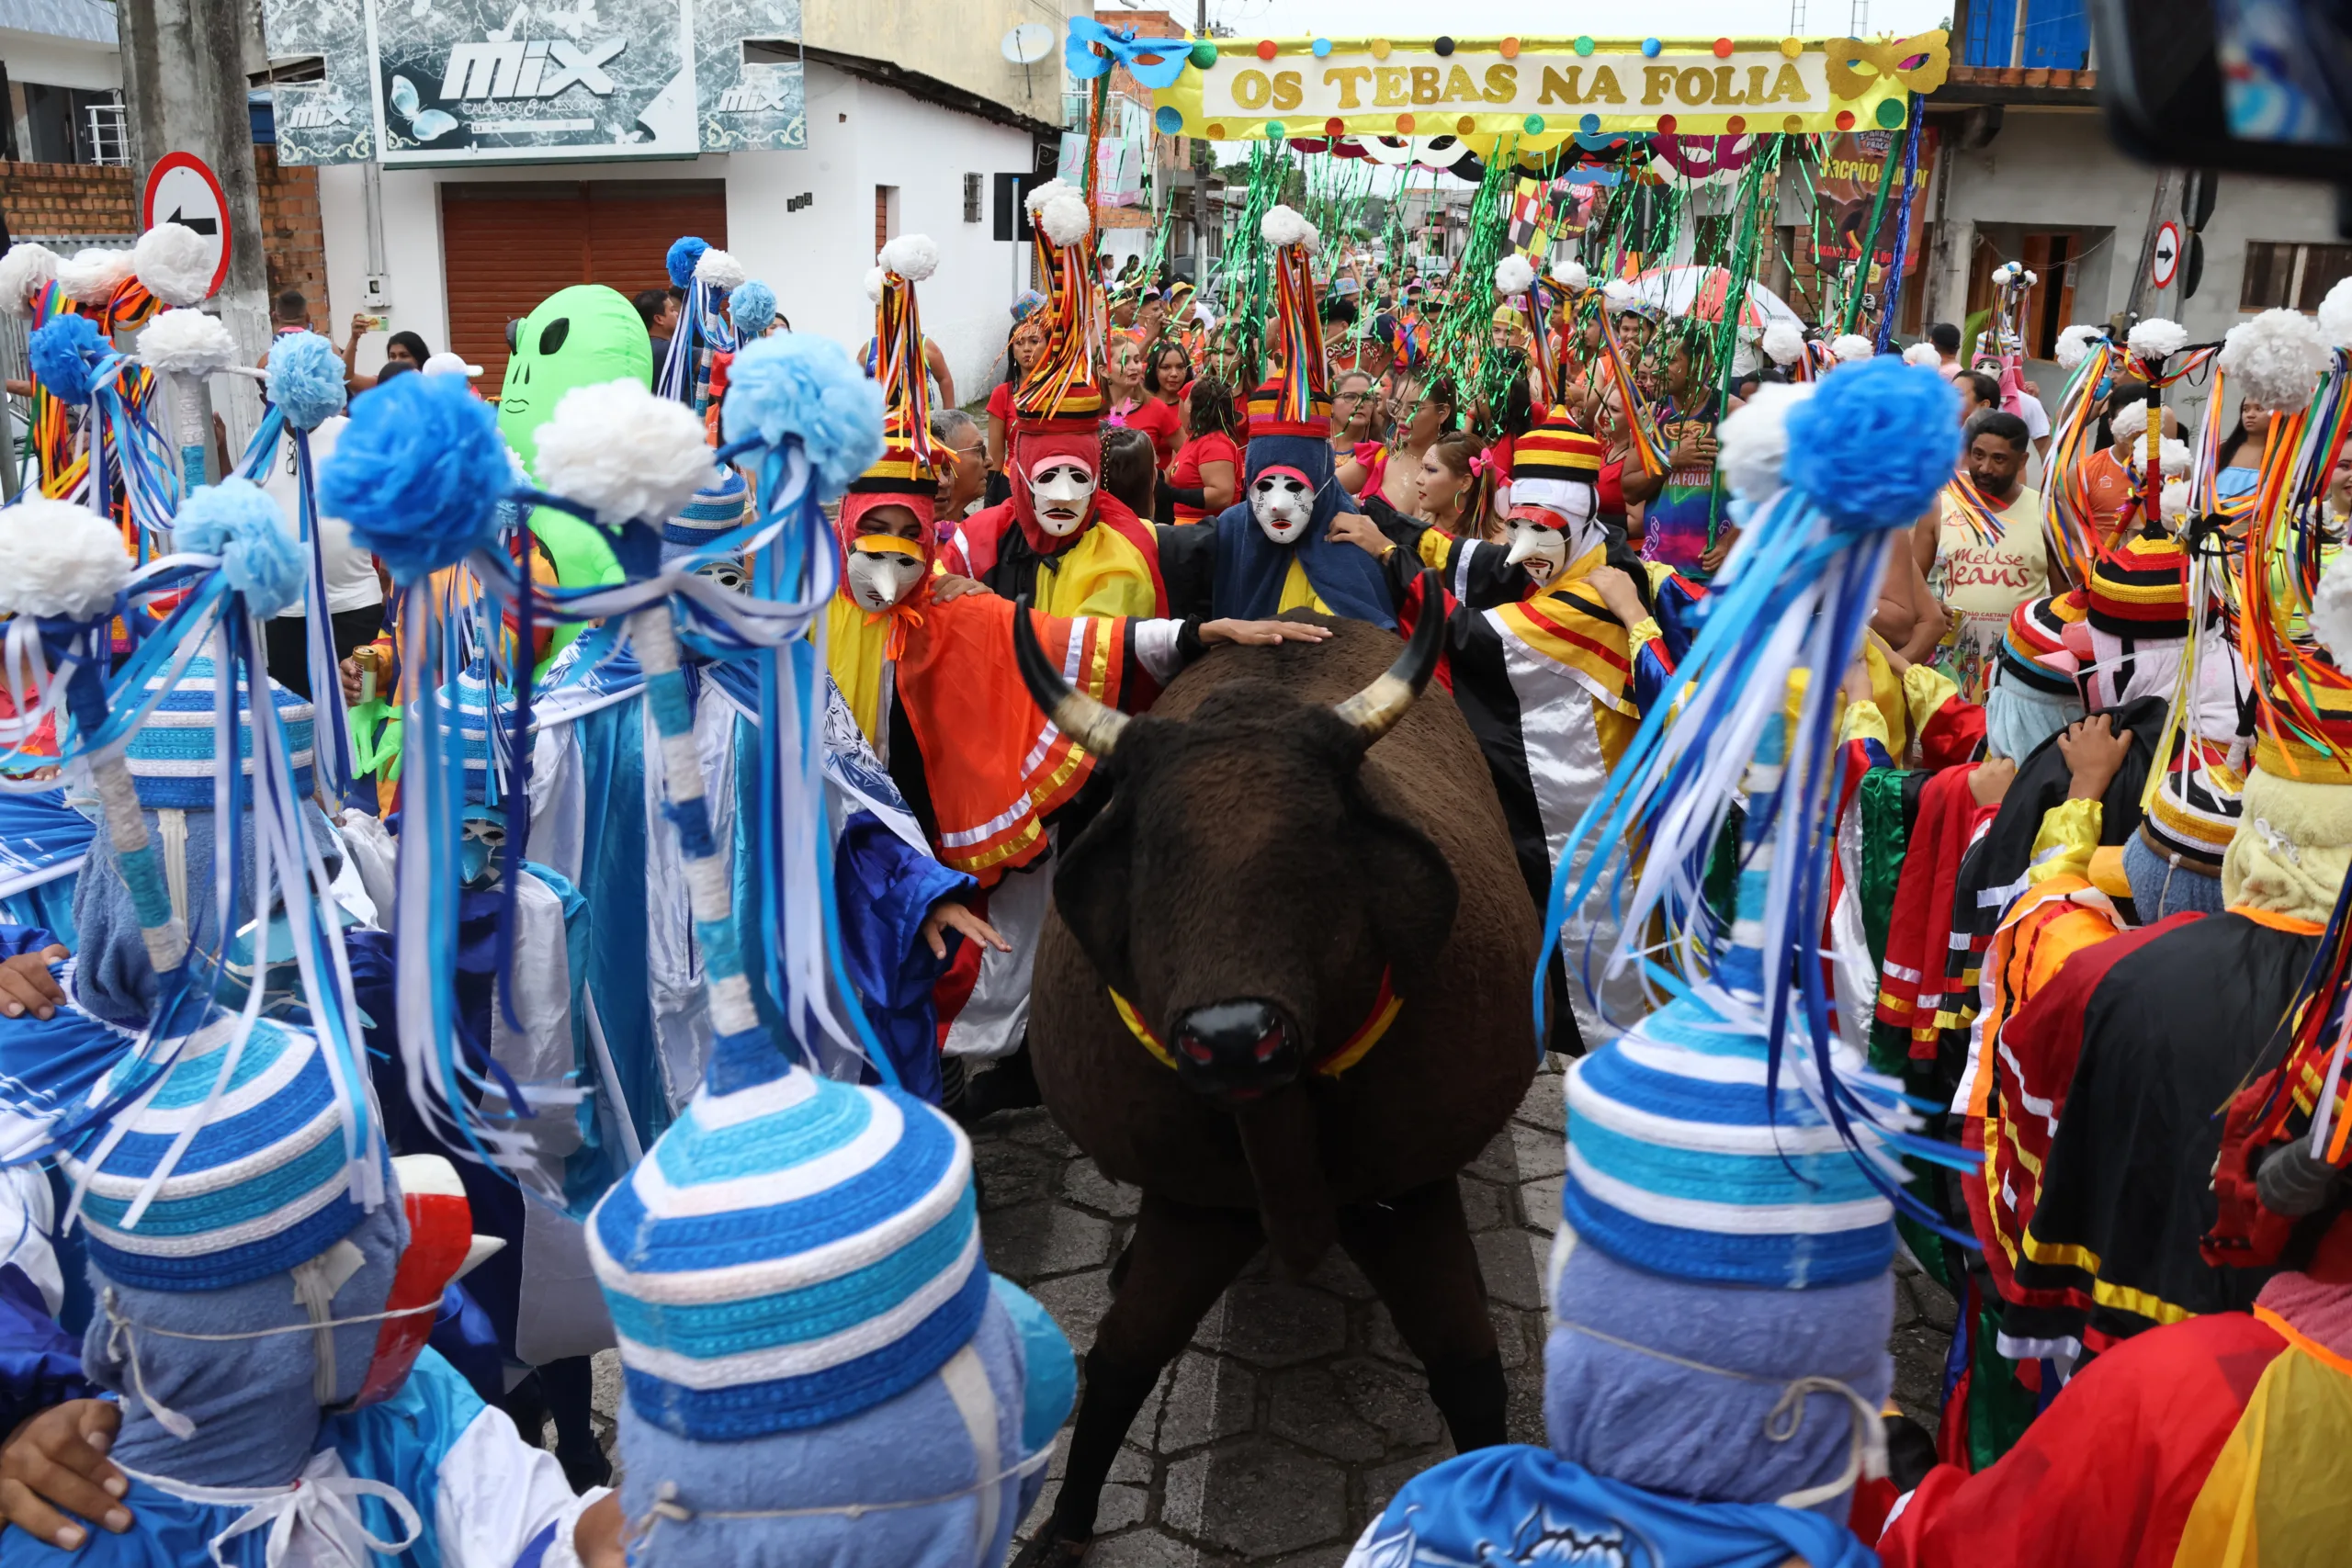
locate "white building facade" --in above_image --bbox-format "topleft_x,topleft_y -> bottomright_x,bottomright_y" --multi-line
318,57 -> 1054,400
268,0 -> 1079,401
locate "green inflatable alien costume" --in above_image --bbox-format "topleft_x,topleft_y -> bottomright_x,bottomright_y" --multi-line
497,285 -> 651,659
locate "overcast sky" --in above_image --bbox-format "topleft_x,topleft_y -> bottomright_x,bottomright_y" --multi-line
1127,0 -> 1954,39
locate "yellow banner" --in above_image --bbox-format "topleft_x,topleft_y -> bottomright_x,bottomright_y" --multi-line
1148,31 -> 1949,141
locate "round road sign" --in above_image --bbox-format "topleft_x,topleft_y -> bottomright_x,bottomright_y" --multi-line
141,152 -> 232,300
2151,220 -> 2182,292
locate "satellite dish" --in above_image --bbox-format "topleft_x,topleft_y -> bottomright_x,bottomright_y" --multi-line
1002,23 -> 1056,65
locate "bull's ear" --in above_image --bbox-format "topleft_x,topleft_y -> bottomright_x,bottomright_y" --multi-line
1051,793 -> 1137,996
1357,805 -> 1457,964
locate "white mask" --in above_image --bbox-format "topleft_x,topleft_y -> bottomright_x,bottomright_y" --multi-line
1250,469 -> 1315,544
1503,514 -> 1569,585
695,558 -> 747,592
1028,459 -> 1098,538
845,547 -> 927,613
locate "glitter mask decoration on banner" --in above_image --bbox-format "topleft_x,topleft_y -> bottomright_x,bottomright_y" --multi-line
1250,465 -> 1315,544
1028,457 -> 1098,538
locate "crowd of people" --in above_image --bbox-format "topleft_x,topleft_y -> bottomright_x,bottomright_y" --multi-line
0,169 -> 2342,1568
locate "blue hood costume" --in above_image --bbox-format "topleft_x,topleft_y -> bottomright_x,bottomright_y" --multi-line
1207,203 -> 1400,631
1209,430 -> 1397,628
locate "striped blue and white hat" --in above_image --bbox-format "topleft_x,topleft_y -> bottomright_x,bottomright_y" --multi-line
1561,993 -> 1898,1291
588,1064 -> 989,1439
434,666 -> 509,808
1559,708 -> 1902,1292
124,657 -> 314,809
661,469 -> 750,566
57,1012 -> 373,1291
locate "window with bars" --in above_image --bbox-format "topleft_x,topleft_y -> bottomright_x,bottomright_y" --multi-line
965,172 -> 984,223
2241,241 -> 2352,312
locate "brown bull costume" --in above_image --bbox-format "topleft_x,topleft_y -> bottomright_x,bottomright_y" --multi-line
1012,601 -> 1538,1563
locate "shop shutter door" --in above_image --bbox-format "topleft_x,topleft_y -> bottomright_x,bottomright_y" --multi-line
440,181 -> 727,388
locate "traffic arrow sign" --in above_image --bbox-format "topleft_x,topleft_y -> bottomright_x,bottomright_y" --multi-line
2151,220 -> 2182,291
141,152 -> 232,300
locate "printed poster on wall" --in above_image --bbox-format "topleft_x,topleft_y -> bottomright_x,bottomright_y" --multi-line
263,0 -> 807,166
1811,124 -> 1939,276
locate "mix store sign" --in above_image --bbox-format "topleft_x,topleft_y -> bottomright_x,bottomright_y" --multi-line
1150,31 -> 1949,142
262,0 -> 808,166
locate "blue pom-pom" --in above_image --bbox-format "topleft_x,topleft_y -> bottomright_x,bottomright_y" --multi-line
722,334 -> 885,500
665,236 -> 709,289
1784,357 -> 1962,532
266,332 -> 347,432
318,373 -> 511,582
729,280 -> 776,341
28,315 -> 103,404
174,477 -> 304,616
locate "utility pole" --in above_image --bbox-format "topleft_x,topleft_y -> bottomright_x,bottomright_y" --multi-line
2124,168 -> 2177,325
118,0 -> 272,453
1193,0 -> 1209,280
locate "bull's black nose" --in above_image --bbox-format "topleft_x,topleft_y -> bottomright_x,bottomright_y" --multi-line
1172,1000 -> 1300,1097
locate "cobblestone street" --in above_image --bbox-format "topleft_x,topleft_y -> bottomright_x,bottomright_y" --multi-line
575,1058 -> 1955,1559
958,1057 -> 1959,1565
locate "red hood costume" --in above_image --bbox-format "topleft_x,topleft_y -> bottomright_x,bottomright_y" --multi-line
944,181 -> 1168,620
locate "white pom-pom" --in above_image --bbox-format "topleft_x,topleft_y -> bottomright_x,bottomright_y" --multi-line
132,223 -> 215,307
693,247 -> 746,290
1492,254 -> 1534,298
0,243 -> 57,317
1718,381 -> 1815,503
863,266 -> 885,303
2024,270 -> 2040,288
2109,399 -> 2150,442
2055,324 -> 2104,370
1762,320 -> 1806,367
532,378 -> 718,526
1831,333 -> 1874,363
2161,479 -> 2191,515
1024,178 -> 1077,217
1903,341 -> 1940,368
2160,436 -> 2192,478
878,234 -> 940,284
58,247 -> 133,305
1601,278 -> 1637,313
1549,256 -> 1589,290
1992,261 -> 2018,285
2127,317 -> 2189,361
0,498 -> 131,619
2312,552 -> 2352,664
1037,192 -> 1091,246
2220,308 -> 2329,412
1260,204 -> 1320,254
137,308 -> 238,373
2320,277 -> 2352,351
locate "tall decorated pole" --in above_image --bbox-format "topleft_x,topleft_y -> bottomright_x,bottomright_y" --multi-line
131,222 -> 230,491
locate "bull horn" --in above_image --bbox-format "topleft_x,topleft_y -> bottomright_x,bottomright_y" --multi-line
1012,592 -> 1129,758
1332,569 -> 1445,746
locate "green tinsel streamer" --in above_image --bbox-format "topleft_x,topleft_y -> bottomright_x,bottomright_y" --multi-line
1414,142 -> 1522,437
1207,141 -> 1293,381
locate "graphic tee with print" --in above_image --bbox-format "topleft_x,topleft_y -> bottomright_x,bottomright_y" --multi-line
1936,481 -> 2049,703
1638,393 -> 1722,579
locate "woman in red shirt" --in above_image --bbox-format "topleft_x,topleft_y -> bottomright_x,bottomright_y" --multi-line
983,312 -> 1047,505
1165,376 -> 1243,525
1124,342 -> 1187,471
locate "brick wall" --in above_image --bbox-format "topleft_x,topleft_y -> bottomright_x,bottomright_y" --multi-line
0,151 -> 327,317
0,161 -> 136,242
254,143 -> 327,317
